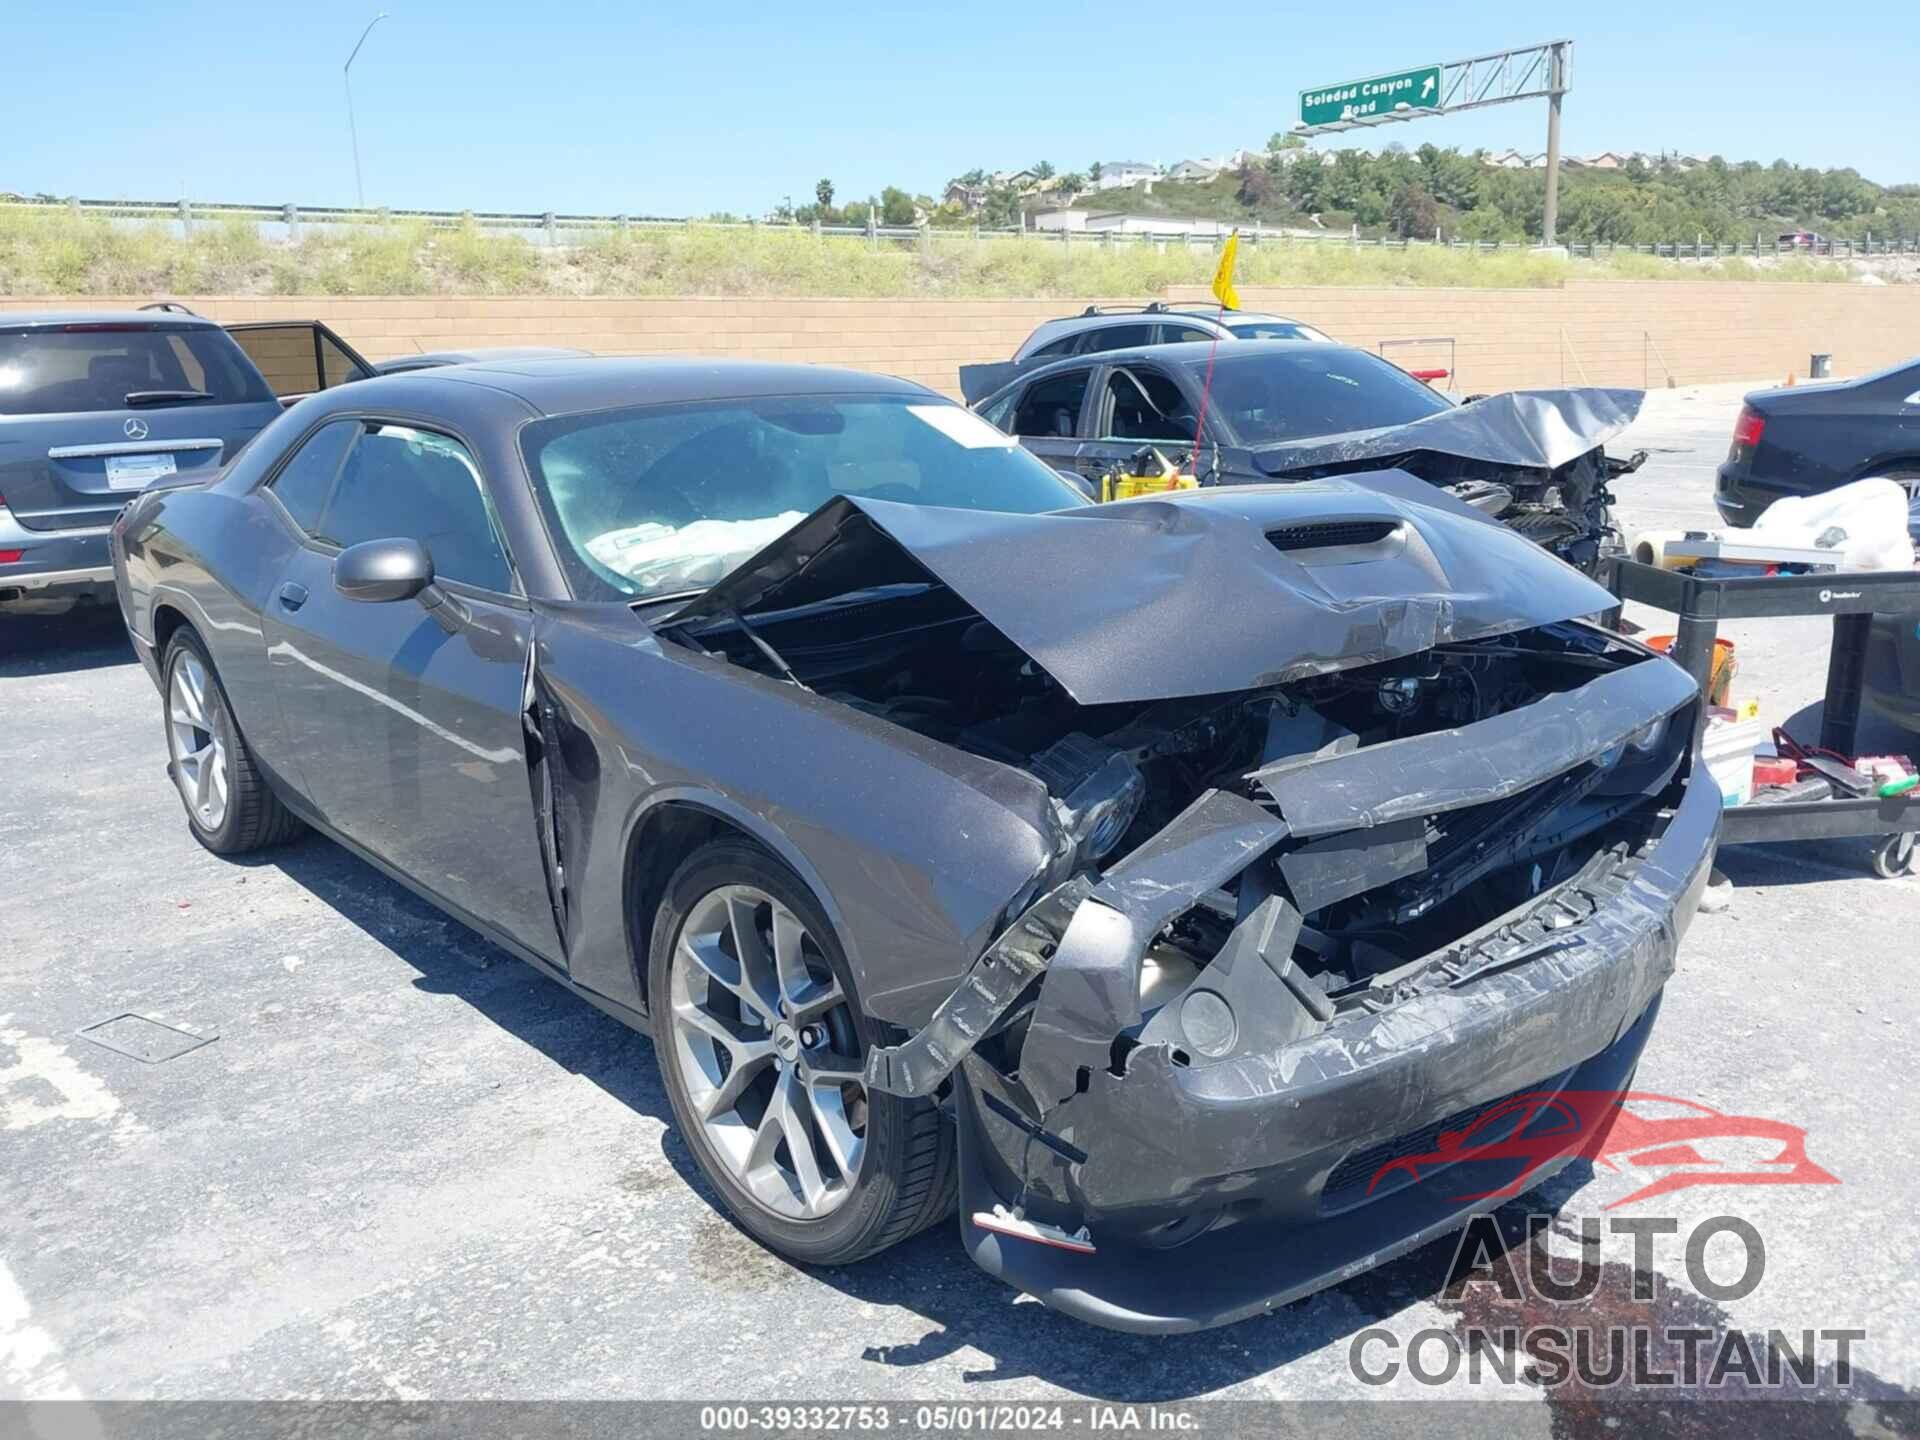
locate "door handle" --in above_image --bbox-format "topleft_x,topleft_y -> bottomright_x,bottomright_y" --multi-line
277,582 -> 309,612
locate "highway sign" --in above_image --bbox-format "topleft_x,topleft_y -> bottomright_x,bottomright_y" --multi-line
1299,65 -> 1442,127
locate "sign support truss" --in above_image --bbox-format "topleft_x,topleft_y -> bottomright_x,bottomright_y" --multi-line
1293,40 -> 1574,246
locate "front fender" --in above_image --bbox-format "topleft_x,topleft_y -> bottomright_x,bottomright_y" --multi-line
531,609 -> 1061,1027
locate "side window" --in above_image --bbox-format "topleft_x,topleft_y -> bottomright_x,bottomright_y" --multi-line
978,387 -> 1021,431
1027,336 -> 1077,361
317,422 -> 514,593
226,324 -> 370,400
1167,326 -> 1216,344
1010,370 -> 1093,438
1077,323 -> 1155,355
267,419 -> 358,533
320,331 -> 367,389
1102,367 -> 1196,442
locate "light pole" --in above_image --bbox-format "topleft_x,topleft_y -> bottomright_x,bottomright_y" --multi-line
344,12 -> 389,211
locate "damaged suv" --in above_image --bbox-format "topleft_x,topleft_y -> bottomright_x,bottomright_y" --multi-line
112,357 -> 1716,1333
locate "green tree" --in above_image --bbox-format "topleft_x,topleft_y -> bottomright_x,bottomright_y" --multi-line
1285,154 -> 1327,213
879,186 -> 916,226
1234,160 -> 1275,210
1389,182 -> 1439,238
815,178 -> 835,211
1089,161 -> 1103,183
979,186 -> 1023,229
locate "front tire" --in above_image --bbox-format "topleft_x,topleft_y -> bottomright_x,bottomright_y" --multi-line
162,629 -> 302,855
647,839 -> 955,1265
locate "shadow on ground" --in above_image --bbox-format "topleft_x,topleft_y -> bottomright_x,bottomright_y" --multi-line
242,829 -> 1620,1401
0,606 -> 135,677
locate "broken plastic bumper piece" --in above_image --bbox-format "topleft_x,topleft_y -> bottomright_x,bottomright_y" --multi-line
867,654 -> 1715,1332
970,1205 -> 1096,1254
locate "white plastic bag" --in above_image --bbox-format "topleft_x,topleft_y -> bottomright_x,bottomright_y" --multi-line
1752,478 -> 1917,572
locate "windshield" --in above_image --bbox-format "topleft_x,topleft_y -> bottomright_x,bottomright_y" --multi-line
521,393 -> 1087,601
1191,349 -> 1452,446
0,325 -> 273,416
1226,322 -> 1332,343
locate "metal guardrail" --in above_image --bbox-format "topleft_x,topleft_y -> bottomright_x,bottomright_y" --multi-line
2,196 -> 1914,259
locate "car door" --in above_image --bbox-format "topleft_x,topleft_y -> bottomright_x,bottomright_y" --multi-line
1074,362 -> 1207,486
1864,361 -> 1920,489
993,364 -> 1099,483
258,415 -> 560,961
224,322 -> 376,407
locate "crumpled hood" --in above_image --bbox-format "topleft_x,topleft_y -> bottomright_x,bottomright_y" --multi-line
1250,387 -> 1644,477
664,471 -> 1620,706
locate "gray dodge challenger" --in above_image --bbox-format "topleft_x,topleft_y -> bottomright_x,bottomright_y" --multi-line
111,356 -> 1718,1332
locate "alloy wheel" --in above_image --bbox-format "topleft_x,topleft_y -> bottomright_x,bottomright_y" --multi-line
168,651 -> 230,831
667,885 -> 868,1220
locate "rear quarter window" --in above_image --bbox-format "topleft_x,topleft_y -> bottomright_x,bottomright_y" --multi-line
1026,336 -> 1078,361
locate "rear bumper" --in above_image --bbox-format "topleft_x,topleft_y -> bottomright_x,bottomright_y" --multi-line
950,731 -> 1719,1333
1712,459 -> 1846,529
1712,461 -> 1778,527
0,507 -> 113,598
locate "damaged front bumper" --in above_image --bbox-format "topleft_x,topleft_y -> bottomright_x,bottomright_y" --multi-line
866,654 -> 1716,1333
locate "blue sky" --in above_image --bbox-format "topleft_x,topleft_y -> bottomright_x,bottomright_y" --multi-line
7,1 -> 1915,214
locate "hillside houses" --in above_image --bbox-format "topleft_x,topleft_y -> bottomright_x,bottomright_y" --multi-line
1482,149 -> 1719,172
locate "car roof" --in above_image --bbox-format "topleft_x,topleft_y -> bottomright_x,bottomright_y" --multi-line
374,345 -> 593,371
341,355 -> 939,417
0,309 -> 223,331
1040,308 -> 1302,330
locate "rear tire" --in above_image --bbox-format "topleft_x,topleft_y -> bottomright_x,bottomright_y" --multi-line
162,629 -> 303,855
647,839 -> 956,1266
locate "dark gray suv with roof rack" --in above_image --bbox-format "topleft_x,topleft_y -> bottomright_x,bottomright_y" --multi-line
1011,301 -> 1330,364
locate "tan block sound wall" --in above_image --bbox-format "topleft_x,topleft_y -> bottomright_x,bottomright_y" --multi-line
8,281 -> 1916,397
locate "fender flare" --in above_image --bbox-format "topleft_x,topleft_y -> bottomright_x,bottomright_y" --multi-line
620,784 -> 866,988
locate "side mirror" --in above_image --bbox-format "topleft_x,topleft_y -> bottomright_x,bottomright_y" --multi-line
336,537 -> 434,602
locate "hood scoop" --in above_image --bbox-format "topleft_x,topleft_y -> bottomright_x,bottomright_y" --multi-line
663,477 -> 1618,707
1267,519 -> 1399,552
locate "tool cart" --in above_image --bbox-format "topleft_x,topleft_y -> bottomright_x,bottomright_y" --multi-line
1608,559 -> 1920,877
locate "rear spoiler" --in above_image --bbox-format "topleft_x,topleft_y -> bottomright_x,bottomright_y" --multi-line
958,360 -> 1023,408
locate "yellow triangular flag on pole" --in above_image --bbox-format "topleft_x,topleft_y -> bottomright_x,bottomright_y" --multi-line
1210,230 -> 1241,311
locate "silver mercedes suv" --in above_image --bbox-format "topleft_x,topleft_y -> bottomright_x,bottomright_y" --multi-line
1012,302 -> 1331,363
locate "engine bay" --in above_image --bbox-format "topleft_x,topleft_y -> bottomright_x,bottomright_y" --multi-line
671,580 -> 1690,1019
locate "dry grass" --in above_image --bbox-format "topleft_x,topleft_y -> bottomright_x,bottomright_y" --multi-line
0,207 -> 1855,298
